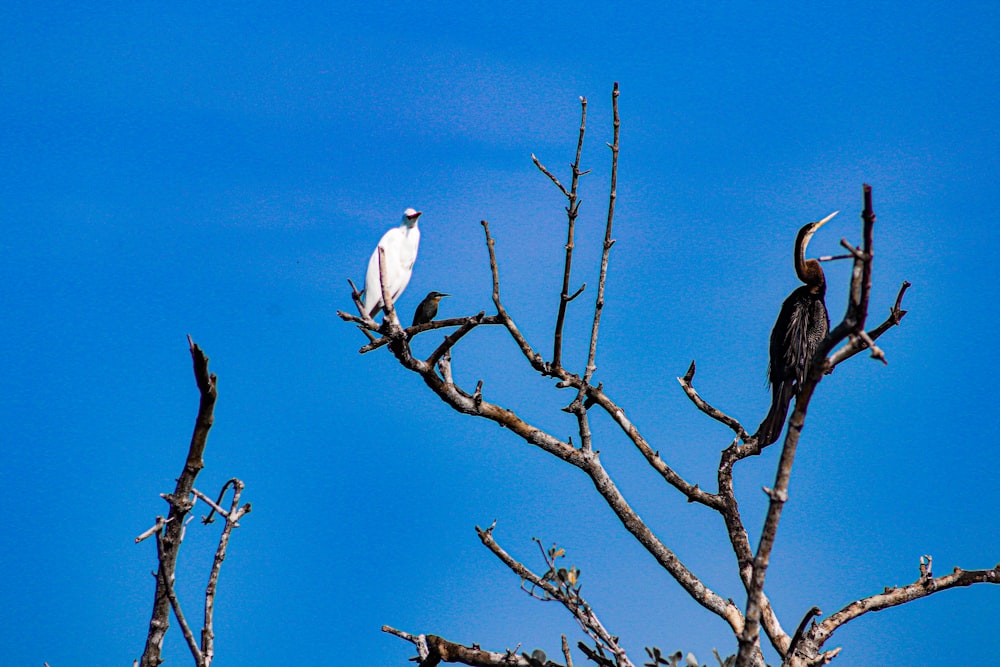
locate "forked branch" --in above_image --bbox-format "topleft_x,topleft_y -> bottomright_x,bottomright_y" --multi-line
546,95 -> 589,370
138,340 -> 250,667
477,523 -> 634,667
738,186 -> 880,666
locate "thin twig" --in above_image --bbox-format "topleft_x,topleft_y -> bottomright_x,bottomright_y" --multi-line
477,524 -> 635,667
552,95 -> 588,371
425,312 -> 487,368
135,516 -> 167,544
676,361 -> 751,441
582,82 -> 619,386
481,220 -> 553,374
826,281 -> 910,368
562,635 -> 574,667
202,479 -> 251,666
377,246 -> 403,333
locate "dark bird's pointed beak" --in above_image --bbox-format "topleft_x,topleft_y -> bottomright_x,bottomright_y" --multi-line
801,210 -> 838,251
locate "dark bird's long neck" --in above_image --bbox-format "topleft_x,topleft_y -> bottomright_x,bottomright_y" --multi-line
794,228 -> 826,294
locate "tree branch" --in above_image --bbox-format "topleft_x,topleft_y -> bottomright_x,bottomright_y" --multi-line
477,524 -> 634,666
676,361 -> 751,442
155,528 -> 204,666
384,625 -> 535,667
806,562 -> 1000,656
738,186 -> 880,666
140,337 -> 218,667
582,82 -> 619,386
551,96 -> 588,371
482,220 -> 555,375
202,479 -> 252,666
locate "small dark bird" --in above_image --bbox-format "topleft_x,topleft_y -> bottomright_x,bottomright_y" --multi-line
754,211 -> 838,446
411,291 -> 450,326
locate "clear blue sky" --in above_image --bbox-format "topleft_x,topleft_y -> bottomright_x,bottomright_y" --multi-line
2,3 -> 997,666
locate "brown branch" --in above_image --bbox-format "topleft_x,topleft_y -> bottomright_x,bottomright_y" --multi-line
426,312 -> 487,368
532,152 -> 571,199
340,314 -> 505,355
673,364 -> 791,654
202,479 -> 251,666
135,516 -> 167,544
582,82 -> 619,386
551,96 -> 588,370
482,220 -> 554,375
738,185 -> 880,666
377,313 -> 741,633
378,246 -> 403,333
826,281 -> 910,368
155,528 -> 204,666
383,625 -> 538,667
477,524 -> 634,666
582,382 -> 722,508
563,635 -> 575,667
140,337 -> 218,667
676,361 -> 751,442
806,563 -> 1000,656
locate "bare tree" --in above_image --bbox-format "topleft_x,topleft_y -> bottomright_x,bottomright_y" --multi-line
135,336 -> 252,667
339,84 -> 999,667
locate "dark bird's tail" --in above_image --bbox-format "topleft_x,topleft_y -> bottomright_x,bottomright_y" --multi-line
755,380 -> 796,446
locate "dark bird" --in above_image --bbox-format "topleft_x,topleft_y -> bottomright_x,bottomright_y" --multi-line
754,211 -> 838,446
411,291 -> 450,326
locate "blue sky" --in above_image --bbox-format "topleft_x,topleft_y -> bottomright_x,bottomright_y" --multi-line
2,2 -> 998,666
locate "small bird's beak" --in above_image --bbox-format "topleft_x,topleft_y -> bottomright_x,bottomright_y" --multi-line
440,293 -> 451,298
407,210 -> 422,220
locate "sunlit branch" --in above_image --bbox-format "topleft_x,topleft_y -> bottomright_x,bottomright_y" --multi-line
738,186 -> 879,666
550,95 -> 589,371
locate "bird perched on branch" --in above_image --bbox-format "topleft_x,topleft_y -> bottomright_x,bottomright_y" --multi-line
361,208 -> 422,318
412,291 -> 450,326
754,211 -> 838,446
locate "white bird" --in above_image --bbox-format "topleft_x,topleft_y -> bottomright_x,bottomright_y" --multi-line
361,208 -> 422,318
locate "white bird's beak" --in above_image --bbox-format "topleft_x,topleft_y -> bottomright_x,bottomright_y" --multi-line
815,210 -> 838,229
407,210 -> 422,220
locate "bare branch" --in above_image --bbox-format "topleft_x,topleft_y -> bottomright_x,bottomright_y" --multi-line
827,281 -> 910,368
481,220 -> 554,374
563,635 -> 575,667
553,95 -> 588,370
786,606 -> 821,664
810,563 -> 1000,650
582,82 -> 620,386
477,525 -> 634,666
583,382 -> 722,508
676,361 -> 751,442
135,516 -> 167,544
384,625 -> 533,667
202,479 -> 251,666
738,185 -> 880,665
155,529 -> 204,666
140,337 -> 218,667
344,314 -> 505,355
532,153 -> 571,199
426,312 -> 488,368
378,246 -> 403,333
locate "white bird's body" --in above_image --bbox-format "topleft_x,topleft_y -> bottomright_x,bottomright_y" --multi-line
362,208 -> 422,317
